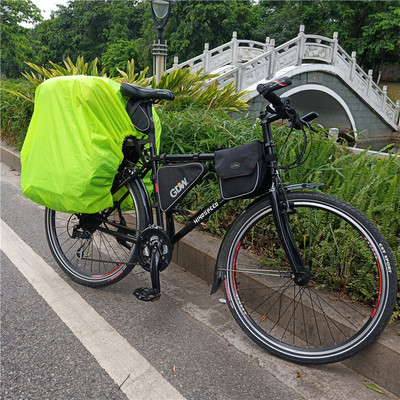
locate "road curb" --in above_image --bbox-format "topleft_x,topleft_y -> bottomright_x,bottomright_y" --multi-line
1,141 -> 21,172
1,141 -> 399,397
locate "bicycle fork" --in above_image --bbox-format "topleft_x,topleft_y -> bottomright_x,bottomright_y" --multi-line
269,184 -> 310,286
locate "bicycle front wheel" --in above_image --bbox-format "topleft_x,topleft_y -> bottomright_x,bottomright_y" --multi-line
45,180 -> 147,287
220,192 -> 397,364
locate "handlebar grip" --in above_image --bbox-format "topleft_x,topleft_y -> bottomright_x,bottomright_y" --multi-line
300,111 -> 319,123
257,76 -> 292,108
257,77 -> 291,95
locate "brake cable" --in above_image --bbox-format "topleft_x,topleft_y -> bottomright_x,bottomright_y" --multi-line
277,114 -> 314,171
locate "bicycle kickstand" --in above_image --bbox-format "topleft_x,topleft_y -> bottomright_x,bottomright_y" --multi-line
133,243 -> 162,302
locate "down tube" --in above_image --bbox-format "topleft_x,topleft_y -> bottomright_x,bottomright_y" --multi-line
171,198 -> 227,244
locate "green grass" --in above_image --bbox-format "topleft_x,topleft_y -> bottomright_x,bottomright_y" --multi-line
380,81 -> 400,103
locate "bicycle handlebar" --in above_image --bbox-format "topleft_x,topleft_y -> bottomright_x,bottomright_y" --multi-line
257,76 -> 319,127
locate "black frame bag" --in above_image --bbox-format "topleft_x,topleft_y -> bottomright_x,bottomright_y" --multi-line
215,141 -> 269,200
157,163 -> 207,212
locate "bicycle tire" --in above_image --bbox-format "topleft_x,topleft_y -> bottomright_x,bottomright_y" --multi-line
45,180 -> 147,287
220,191 -> 397,364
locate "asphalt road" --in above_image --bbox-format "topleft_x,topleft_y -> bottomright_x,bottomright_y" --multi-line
1,162 -> 397,400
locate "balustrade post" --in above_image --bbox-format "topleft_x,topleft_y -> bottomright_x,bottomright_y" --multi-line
366,69 -> 373,96
264,36 -> 269,52
381,86 -> 388,111
268,39 -> 276,78
265,37 -> 270,52
296,25 -> 305,66
231,31 -> 238,66
203,43 -> 210,74
173,56 -> 179,69
331,31 -> 338,66
350,51 -> 357,81
237,64 -> 243,93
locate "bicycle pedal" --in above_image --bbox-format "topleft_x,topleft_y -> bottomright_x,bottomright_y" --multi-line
133,287 -> 161,302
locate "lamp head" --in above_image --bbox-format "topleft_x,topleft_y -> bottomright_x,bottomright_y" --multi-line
152,0 -> 170,19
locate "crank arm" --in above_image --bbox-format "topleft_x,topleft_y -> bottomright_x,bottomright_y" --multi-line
149,245 -> 161,297
133,243 -> 162,302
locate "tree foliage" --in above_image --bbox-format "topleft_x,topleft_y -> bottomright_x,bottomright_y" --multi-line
165,0 -> 257,62
360,6 -> 400,69
0,0 -> 42,77
1,0 -> 399,78
28,0 -> 148,73
254,0 -> 398,71
102,40 -> 139,77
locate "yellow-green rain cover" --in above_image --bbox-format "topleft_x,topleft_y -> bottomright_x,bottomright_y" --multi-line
21,75 -> 160,213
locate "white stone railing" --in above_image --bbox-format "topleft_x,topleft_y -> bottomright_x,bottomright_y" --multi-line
166,32 -> 270,75
167,26 -> 399,130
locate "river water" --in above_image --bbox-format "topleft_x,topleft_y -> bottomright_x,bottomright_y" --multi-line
356,139 -> 400,154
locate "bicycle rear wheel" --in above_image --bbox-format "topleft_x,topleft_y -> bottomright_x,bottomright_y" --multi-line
45,180 -> 147,287
220,192 -> 397,364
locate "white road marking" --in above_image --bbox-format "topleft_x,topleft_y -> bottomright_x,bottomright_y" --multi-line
0,219 -> 185,400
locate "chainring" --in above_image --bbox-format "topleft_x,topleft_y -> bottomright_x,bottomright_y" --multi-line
136,225 -> 173,272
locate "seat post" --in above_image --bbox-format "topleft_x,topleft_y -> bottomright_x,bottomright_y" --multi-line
145,102 -> 164,228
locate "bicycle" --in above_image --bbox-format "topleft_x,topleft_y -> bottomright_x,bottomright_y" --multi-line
44,76 -> 398,365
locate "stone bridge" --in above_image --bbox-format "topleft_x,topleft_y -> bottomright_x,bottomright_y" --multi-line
167,26 -> 399,140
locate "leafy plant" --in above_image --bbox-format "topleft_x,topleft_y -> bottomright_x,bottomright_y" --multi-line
1,56 -> 107,103
152,67 -> 249,113
112,59 -> 150,86
157,108 -> 399,316
3,57 -> 249,115
24,56 -> 106,82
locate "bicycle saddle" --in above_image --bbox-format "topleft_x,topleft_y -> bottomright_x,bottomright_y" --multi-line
121,82 -> 175,101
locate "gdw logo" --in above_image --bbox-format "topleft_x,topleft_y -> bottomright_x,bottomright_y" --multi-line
170,178 -> 188,198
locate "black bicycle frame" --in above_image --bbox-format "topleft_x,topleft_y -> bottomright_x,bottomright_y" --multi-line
113,104 -> 309,286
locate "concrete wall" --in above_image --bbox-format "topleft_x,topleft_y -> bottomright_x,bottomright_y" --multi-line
381,64 -> 400,82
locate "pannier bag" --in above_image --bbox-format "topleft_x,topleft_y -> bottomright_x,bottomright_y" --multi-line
157,163 -> 207,212
214,141 -> 269,200
20,75 -> 161,213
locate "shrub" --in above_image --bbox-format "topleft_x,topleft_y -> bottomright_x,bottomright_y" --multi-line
102,40 -> 139,77
0,79 -> 34,149
158,108 -> 400,317
153,68 -> 249,113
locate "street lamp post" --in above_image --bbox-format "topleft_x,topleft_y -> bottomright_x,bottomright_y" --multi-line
148,0 -> 174,84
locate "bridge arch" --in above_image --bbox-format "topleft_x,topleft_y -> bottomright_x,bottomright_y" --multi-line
247,66 -> 396,139
284,84 -> 357,135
